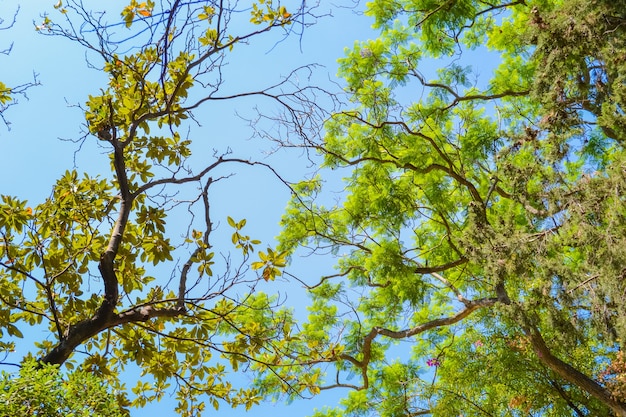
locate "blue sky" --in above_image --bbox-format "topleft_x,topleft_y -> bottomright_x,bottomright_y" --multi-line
0,1 -> 378,416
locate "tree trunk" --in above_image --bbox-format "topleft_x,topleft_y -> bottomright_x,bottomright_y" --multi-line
527,326 -> 626,416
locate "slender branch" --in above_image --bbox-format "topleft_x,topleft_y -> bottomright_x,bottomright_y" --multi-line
567,274 -> 600,294
287,266 -> 367,290
547,378 -> 586,417
414,257 -> 468,275
125,15 -> 298,143
0,261 -> 45,288
178,178 -> 213,308
430,271 -> 467,303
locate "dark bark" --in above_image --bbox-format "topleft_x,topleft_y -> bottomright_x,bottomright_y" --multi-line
498,281 -> 626,415
526,325 -> 626,416
41,137 -> 130,365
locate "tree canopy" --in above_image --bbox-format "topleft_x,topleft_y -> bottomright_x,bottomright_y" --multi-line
2,0 -> 626,416
0,0 -> 336,415
273,0 -> 626,415
0,360 -> 127,416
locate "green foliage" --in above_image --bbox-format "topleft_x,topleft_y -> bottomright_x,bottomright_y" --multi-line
0,0 -> 317,415
7,0 -> 626,415
0,360 -> 128,416
270,0 -> 626,415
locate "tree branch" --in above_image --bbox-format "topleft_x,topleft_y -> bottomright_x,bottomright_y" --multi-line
337,297 -> 497,389
525,325 -> 626,416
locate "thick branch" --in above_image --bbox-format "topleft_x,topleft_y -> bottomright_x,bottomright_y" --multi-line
526,325 -> 626,416
42,125 -> 133,365
41,304 -> 184,365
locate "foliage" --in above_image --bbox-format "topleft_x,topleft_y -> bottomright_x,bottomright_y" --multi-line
271,0 -> 626,415
7,0 -> 626,415
0,360 -> 127,416
0,0 -> 332,415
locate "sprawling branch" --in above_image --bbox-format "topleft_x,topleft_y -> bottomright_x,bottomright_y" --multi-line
334,296 -> 497,390
320,115 -> 487,208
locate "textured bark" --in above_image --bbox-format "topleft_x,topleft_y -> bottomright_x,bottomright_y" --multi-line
41,140 -> 130,365
527,326 -> 626,416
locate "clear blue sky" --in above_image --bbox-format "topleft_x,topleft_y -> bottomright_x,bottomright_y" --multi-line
0,1 -> 377,416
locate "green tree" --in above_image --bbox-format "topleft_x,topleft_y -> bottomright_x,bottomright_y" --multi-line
274,0 -> 626,415
0,360 -> 127,416
0,0 -> 331,415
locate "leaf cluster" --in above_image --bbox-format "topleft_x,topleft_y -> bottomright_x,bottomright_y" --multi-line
0,360 -> 128,416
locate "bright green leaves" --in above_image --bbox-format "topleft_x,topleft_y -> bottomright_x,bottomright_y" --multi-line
0,170 -> 113,342
36,171 -> 112,265
227,215 -> 288,281
105,308 -> 274,414
302,298 -> 339,347
161,51 -> 196,104
84,92 -> 113,138
0,360 -> 127,416
121,0 -> 154,28
409,0 -> 482,56
338,35 -> 413,115
198,28 -> 219,47
454,101 -> 499,165
4,323 -> 23,338
140,236 -> 173,266
2,0 -> 354,415
128,205 -> 174,267
83,48 -> 199,204
53,0 -> 67,14
227,212 -> 287,283
196,7 -> 237,49
198,6 -> 215,22
34,15 -> 53,32
275,0 -> 626,416
86,47 -> 195,146
485,5 -> 530,53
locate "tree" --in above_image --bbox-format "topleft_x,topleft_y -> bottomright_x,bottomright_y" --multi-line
0,0 -> 335,415
273,0 -> 626,415
0,360 -> 128,416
